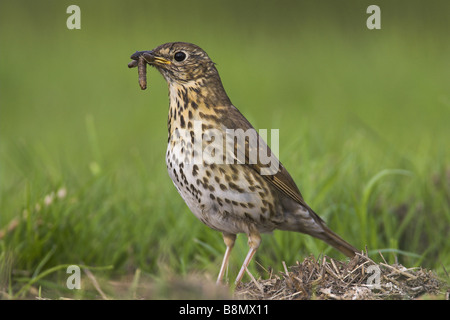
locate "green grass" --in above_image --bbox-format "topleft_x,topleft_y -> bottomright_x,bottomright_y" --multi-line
1,0 -> 449,299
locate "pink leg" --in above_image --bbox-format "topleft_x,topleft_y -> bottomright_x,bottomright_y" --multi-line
235,232 -> 261,284
216,233 -> 236,284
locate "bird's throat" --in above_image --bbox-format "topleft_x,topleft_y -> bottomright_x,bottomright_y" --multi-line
167,77 -> 231,141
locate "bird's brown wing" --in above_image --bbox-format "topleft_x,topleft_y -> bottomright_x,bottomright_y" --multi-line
218,105 -> 357,257
218,105 -> 310,209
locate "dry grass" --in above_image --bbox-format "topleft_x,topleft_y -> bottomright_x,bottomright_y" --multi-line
3,253 -> 447,300
234,252 -> 448,300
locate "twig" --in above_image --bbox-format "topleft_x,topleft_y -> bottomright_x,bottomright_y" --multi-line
341,260 -> 371,281
282,261 -> 289,276
380,263 -> 418,280
330,258 -> 341,278
255,260 -> 271,278
245,266 -> 264,295
83,268 -> 108,300
378,250 -> 388,265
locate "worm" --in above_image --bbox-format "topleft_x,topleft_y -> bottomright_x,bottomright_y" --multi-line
128,51 -> 147,90
137,56 -> 147,90
127,60 -> 138,68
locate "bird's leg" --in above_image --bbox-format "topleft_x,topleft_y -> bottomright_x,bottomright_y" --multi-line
216,233 -> 236,284
235,231 -> 261,285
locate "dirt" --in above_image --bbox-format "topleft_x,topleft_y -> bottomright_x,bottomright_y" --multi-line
234,252 -> 448,300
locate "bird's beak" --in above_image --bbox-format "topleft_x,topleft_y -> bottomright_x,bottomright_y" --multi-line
130,51 -> 171,66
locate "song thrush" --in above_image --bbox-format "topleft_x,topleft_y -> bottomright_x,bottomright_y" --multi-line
128,42 -> 358,284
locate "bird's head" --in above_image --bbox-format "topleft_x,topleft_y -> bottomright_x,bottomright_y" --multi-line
130,42 -> 218,85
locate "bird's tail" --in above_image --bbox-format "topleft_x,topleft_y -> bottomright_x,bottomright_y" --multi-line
302,207 -> 359,258
318,223 -> 358,258
280,205 -> 359,258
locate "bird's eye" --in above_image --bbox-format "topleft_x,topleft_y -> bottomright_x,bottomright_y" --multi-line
174,51 -> 186,62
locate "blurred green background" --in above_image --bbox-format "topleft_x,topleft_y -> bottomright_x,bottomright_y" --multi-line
1,0 -> 449,298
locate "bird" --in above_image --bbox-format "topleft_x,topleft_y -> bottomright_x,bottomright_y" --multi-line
128,42 -> 358,285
